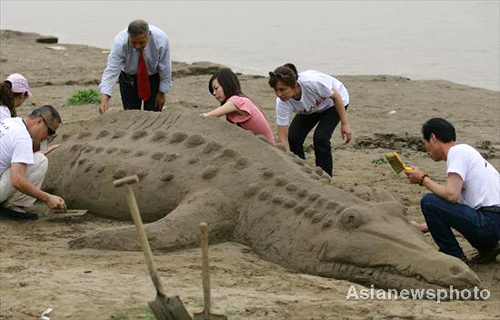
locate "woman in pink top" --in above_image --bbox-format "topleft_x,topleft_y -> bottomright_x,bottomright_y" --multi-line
202,69 -> 275,145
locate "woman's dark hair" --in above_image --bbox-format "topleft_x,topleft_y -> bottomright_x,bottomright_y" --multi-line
208,68 -> 243,105
0,82 -> 16,117
268,63 -> 299,89
13,92 -> 28,99
422,117 -> 456,143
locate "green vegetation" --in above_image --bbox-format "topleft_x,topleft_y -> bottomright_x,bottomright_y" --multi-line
109,305 -> 154,320
192,299 -> 204,308
67,88 -> 100,105
225,308 -> 238,316
371,156 -> 387,166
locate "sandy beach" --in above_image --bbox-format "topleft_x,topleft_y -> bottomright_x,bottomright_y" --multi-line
0,30 -> 499,320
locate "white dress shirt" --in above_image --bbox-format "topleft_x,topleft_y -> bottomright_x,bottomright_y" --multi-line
99,25 -> 172,97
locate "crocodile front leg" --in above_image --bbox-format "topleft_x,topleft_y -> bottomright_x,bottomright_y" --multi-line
70,188 -> 237,251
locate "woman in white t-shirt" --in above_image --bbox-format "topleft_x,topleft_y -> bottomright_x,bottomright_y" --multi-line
0,73 -> 31,120
268,63 -> 352,176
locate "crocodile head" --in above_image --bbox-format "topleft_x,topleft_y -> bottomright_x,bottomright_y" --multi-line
311,201 -> 479,290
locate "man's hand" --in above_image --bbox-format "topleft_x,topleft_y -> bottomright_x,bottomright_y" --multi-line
99,94 -> 110,115
405,166 -> 426,185
39,144 -> 60,156
341,123 -> 353,143
156,92 -> 166,111
99,101 -> 108,115
46,194 -> 66,210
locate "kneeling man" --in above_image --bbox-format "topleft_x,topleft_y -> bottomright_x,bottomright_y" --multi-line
406,118 -> 500,263
0,105 -> 66,219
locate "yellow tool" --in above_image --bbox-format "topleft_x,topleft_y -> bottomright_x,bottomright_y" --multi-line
385,152 -> 414,174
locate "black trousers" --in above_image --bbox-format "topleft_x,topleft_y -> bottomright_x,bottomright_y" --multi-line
118,71 -> 160,111
288,105 -> 348,176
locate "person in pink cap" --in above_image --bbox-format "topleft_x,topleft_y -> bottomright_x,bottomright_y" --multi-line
0,73 -> 31,120
2,74 -> 56,154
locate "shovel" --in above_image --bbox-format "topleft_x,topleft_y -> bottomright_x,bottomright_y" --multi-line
114,175 -> 192,320
194,222 -> 228,320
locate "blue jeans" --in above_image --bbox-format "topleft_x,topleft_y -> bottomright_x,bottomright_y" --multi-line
420,193 -> 500,259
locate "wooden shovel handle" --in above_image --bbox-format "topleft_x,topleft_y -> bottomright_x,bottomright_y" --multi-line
199,222 -> 211,313
124,184 -> 165,296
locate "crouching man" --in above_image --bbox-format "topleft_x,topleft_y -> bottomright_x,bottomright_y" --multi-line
406,118 -> 500,263
0,105 -> 66,219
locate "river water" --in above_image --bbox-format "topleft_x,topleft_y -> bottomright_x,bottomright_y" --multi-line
1,0 -> 499,91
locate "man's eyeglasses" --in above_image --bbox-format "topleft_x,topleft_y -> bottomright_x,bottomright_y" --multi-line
268,71 -> 292,79
40,116 -> 56,136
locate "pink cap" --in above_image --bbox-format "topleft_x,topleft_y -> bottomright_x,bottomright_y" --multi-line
5,73 -> 31,97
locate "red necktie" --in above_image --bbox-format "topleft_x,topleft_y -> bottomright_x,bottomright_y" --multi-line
137,50 -> 150,101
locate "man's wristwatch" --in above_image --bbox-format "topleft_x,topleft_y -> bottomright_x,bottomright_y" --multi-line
419,174 -> 429,186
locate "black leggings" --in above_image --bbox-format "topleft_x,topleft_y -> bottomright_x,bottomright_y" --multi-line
288,105 -> 348,176
119,71 -> 160,111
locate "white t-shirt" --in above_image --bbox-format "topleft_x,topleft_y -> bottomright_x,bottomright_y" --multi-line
0,117 -> 34,175
0,105 -> 12,121
276,70 -> 349,126
447,144 -> 500,209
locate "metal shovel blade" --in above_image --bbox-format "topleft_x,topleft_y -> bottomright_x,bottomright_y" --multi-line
148,294 -> 192,320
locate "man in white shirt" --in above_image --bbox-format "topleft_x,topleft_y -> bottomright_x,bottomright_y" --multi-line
406,118 -> 500,263
98,19 -> 172,115
0,105 -> 66,219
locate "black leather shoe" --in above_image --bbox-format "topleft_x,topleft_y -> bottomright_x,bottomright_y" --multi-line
471,242 -> 500,264
0,207 -> 38,220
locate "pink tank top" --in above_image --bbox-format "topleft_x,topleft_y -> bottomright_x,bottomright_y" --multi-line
226,95 -> 275,145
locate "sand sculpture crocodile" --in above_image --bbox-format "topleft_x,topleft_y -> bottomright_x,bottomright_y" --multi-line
43,109 -> 479,291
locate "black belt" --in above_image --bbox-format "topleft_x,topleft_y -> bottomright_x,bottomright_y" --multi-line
122,71 -> 158,78
479,206 -> 500,213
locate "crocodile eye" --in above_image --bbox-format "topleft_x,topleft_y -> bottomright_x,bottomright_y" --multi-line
339,209 -> 363,230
